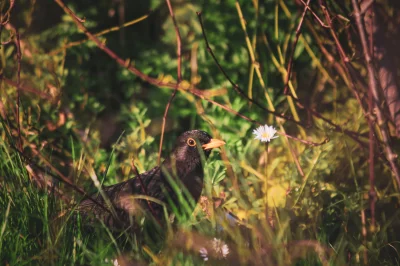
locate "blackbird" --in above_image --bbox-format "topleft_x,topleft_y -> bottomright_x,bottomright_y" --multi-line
79,130 -> 225,227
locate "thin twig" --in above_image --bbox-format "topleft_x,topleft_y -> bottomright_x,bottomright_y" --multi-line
368,77 -> 376,228
284,0 -> 310,95
0,30 -> 14,45
361,209 -> 368,264
319,0 -> 369,120
319,3 -> 350,62
304,19 -> 352,88
299,0 -> 329,28
351,0 -> 400,189
360,0 -> 374,15
0,76 -> 53,100
48,13 -> 150,56
190,89 -> 326,147
196,12 -> 287,120
53,0 -> 173,89
0,0 -> 15,26
158,0 -> 182,164
294,99 -> 367,143
15,30 -> 22,151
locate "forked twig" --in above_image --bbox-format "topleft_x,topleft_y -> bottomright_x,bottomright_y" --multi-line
0,0 -> 15,26
299,0 -> 329,28
318,0 -> 368,119
284,0 -> 310,95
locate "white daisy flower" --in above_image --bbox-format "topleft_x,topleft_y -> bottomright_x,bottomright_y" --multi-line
211,238 -> 229,258
199,247 -> 209,261
253,124 -> 279,142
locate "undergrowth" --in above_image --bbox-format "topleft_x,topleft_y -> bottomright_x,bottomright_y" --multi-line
1,0 -> 400,265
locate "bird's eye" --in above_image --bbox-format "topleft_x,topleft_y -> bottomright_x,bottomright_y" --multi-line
187,138 -> 196,147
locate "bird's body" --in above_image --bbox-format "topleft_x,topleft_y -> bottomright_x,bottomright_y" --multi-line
79,130 -> 225,227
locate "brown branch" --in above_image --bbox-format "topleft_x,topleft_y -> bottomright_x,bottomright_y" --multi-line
0,0 -> 15,26
53,0 -> 174,89
158,0 -> 182,165
304,19 -> 352,89
351,0 -> 400,188
319,4 -> 349,63
190,89 -> 326,147
299,0 -> 329,28
48,13 -> 150,56
360,0 -> 375,15
284,0 -> 310,95
317,1 -> 379,146
319,0 -> 368,119
0,76 -> 54,100
365,6 -> 376,230
0,29 -> 14,45
294,99 -> 368,145
15,30 -> 22,151
368,75 -> 376,229
361,209 -> 368,264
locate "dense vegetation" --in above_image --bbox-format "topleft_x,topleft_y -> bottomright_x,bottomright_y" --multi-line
1,0 -> 400,265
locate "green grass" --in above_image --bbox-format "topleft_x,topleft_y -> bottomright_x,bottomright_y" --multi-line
1,0 -> 400,265
1,127 -> 398,265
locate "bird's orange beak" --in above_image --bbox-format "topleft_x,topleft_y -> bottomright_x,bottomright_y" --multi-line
202,139 -> 226,150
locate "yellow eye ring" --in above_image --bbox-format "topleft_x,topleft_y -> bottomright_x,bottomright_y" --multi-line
187,138 -> 196,147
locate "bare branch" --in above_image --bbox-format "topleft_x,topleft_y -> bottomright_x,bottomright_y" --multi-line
351,0 -> 400,188
284,0 -> 310,95
299,0 -> 329,28
158,0 -> 183,165
360,0 -> 374,15
15,30 -> 22,151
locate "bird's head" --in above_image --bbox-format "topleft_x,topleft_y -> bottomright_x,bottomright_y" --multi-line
170,130 -> 225,168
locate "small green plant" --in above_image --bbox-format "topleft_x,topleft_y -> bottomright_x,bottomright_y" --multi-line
1,0 -> 400,265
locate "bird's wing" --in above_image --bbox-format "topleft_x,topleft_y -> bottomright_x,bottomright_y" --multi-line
78,166 -> 162,218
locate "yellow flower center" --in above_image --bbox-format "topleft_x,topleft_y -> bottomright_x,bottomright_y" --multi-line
261,132 -> 270,139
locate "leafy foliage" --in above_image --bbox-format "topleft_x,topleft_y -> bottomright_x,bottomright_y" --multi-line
1,0 -> 400,265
